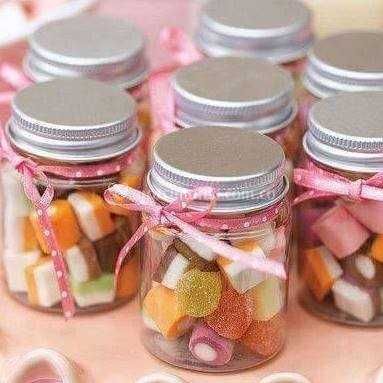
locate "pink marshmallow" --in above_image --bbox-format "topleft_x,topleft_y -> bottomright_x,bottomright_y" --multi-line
344,200 -> 383,234
298,205 -> 330,246
189,324 -> 234,366
312,205 -> 370,259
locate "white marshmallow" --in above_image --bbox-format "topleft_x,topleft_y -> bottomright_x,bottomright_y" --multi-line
178,233 -> 217,261
332,279 -> 376,323
33,261 -> 61,307
3,250 -> 40,292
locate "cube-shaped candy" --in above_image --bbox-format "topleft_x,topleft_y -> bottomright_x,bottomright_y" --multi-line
94,218 -> 130,273
1,163 -> 32,218
176,234 -> 217,262
343,254 -> 383,288
65,238 -> 101,283
4,217 -> 39,253
297,205 -> 328,246
142,284 -> 194,340
153,246 -> 192,290
332,279 -> 380,323
241,313 -> 285,357
142,309 -> 161,333
205,286 -> 253,339
71,273 -> 115,308
371,235 -> 383,263
312,205 -> 370,259
217,240 -> 266,294
68,192 -> 115,241
30,199 -> 81,253
344,200 -> 383,234
302,246 -> 343,301
116,254 -> 140,299
175,269 -> 222,317
246,277 -> 285,321
25,258 -> 61,307
189,324 -> 234,366
3,250 -> 41,292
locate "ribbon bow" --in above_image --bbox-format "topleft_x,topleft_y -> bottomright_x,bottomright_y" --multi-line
294,161 -> 383,205
104,184 -> 287,280
149,27 -> 203,135
0,129 -> 76,318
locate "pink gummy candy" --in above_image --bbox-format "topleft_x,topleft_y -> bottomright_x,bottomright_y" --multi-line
312,205 -> 370,259
189,324 -> 234,366
344,200 -> 383,234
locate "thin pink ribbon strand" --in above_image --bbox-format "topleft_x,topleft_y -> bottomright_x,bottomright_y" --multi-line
149,27 -> 203,134
104,184 -> 287,281
0,130 -> 139,318
0,63 -> 32,104
294,160 -> 383,205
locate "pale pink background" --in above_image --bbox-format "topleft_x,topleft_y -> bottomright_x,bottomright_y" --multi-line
0,1 -> 382,382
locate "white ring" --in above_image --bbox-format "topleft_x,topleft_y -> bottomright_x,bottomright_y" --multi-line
135,372 -> 188,383
260,372 -> 312,383
2,348 -> 79,383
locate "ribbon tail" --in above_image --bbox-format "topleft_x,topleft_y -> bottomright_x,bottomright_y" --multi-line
168,214 -> 287,279
114,221 -> 156,285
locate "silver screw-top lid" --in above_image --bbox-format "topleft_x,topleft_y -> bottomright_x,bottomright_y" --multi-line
172,57 -> 296,134
148,126 -> 287,213
303,31 -> 383,98
304,92 -> 383,173
8,78 -> 141,163
24,15 -> 149,89
196,0 -> 313,64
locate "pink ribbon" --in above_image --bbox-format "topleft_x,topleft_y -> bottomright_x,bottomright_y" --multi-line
104,184 -> 287,280
294,161 -> 383,204
0,129 -> 139,318
149,27 -> 203,134
0,63 -> 32,104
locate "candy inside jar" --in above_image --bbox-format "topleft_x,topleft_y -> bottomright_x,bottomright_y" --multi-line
195,0 -> 314,80
296,92 -> 383,326
1,78 -> 145,314
139,126 -> 291,371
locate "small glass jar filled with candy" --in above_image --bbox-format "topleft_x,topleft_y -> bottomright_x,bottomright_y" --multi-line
195,0 -> 314,81
170,57 -> 300,173
138,127 -> 291,371
296,91 -> 383,326
300,31 -> 383,125
23,15 -> 150,129
1,78 -> 145,315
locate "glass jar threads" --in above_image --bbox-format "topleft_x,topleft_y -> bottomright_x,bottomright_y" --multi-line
141,126 -> 291,371
23,15 -> 150,128
296,91 -> 383,326
195,0 -> 314,78
171,57 -> 300,171
1,78 -> 144,314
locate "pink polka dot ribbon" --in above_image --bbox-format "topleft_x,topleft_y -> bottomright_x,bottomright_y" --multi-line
294,160 -> 383,205
104,184 -> 287,281
149,27 -> 203,135
0,129 -> 138,318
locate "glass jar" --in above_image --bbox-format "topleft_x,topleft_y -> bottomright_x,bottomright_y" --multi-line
1,78 -> 144,313
297,92 -> 383,326
299,31 -> 383,130
141,126 -> 292,371
195,0 -> 314,81
23,15 -> 150,130
170,57 -> 300,175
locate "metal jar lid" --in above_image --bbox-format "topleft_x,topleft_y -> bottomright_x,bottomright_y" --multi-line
303,31 -> 383,98
148,126 -> 288,213
172,57 -> 297,134
7,78 -> 141,163
304,92 -> 383,173
196,0 -> 314,64
24,15 -> 149,89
